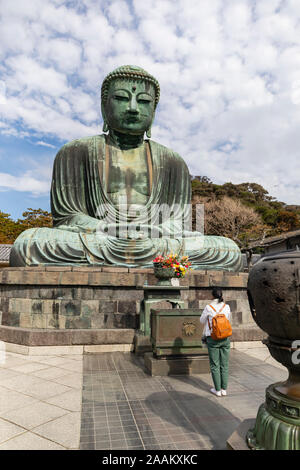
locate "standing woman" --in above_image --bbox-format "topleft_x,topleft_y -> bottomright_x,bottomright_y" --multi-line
200,287 -> 232,397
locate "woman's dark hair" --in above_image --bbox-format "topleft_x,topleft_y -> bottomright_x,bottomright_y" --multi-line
212,287 -> 223,303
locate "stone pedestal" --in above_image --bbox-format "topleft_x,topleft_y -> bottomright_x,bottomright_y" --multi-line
138,285 -> 188,336
0,266 -> 264,348
134,331 -> 152,356
227,419 -> 255,450
135,284 -> 188,355
144,351 -> 210,376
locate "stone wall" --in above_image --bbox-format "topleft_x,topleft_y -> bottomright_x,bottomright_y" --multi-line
0,266 -> 265,346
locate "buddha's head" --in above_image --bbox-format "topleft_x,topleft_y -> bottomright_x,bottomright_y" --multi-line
101,65 -> 160,138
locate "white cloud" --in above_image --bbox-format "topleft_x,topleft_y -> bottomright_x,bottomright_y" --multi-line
0,171 -> 50,195
38,38 -> 82,73
106,0 -> 133,26
6,55 -> 68,96
0,0 -> 300,205
36,141 -> 57,149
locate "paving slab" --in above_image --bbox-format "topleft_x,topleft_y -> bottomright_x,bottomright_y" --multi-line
9,362 -> 50,374
51,372 -> 83,389
0,345 -> 288,450
0,373 -> 45,393
0,385 -> 38,414
0,431 -> 66,450
0,418 -> 25,444
30,366 -> 71,380
45,389 -> 82,412
79,348 -> 286,450
1,401 -> 68,429
34,412 -> 81,449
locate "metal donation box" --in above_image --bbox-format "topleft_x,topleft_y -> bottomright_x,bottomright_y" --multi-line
150,308 -> 207,357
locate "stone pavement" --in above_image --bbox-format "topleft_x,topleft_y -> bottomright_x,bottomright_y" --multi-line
0,343 -> 286,450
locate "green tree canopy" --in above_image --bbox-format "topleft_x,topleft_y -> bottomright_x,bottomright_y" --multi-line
0,208 -> 52,244
191,178 -> 300,247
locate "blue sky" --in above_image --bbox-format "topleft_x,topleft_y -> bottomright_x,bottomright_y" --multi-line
1,0 -> 300,219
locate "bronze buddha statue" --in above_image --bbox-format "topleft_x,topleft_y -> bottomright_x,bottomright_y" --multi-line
10,65 -> 242,271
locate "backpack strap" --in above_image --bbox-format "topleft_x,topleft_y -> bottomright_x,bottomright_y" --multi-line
209,303 -> 226,314
218,303 -> 226,314
208,305 -> 215,332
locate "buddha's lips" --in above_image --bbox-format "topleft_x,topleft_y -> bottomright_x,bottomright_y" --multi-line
125,116 -> 140,123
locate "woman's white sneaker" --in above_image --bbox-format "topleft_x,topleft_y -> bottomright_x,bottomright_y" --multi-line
221,389 -> 227,396
210,388 -> 222,397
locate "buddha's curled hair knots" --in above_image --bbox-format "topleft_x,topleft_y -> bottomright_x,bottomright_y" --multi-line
101,65 -> 160,108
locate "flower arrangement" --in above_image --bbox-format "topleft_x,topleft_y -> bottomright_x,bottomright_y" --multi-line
153,253 -> 192,278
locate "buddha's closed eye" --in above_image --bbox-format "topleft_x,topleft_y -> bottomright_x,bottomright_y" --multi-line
114,95 -> 129,101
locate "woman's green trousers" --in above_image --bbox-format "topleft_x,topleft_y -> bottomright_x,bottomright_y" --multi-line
206,336 -> 230,391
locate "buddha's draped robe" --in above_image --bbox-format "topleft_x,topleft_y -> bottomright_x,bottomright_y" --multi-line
10,135 -> 243,271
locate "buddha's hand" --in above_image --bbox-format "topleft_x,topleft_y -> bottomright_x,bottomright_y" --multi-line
96,223 -> 163,239
56,215 -> 102,234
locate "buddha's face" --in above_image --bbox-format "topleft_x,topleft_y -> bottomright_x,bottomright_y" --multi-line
103,79 -> 156,135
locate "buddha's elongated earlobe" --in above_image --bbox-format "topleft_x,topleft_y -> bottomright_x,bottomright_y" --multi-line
146,127 -> 151,139
103,121 -> 109,133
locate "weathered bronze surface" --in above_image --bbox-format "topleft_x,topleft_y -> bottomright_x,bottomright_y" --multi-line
150,308 -> 207,357
247,384 -> 300,450
153,265 -> 175,286
247,251 -> 300,450
10,65 -> 242,270
247,251 -> 300,340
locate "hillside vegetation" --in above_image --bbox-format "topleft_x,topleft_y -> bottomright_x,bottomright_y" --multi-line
191,176 -> 300,250
0,209 -> 52,244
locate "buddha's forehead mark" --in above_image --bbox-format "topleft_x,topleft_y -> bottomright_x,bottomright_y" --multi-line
109,78 -> 155,96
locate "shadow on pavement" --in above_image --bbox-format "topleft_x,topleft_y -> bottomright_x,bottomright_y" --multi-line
144,382 -> 242,450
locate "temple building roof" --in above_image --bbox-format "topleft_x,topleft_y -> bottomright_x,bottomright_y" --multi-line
247,229 -> 300,254
0,244 -> 12,263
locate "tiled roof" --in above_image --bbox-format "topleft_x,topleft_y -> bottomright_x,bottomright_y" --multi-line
248,229 -> 300,249
0,244 -> 12,262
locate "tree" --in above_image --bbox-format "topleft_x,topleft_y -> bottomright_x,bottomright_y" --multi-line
191,177 -> 300,239
0,212 -> 20,244
192,195 -> 265,249
277,210 -> 300,232
0,208 -> 52,244
191,175 -> 212,184
17,208 -> 52,230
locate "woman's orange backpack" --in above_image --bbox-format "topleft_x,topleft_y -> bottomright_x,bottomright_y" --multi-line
208,303 -> 232,340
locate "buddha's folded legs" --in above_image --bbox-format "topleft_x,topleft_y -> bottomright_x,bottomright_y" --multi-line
10,228 -> 89,266
182,235 -> 243,271
10,227 -> 243,272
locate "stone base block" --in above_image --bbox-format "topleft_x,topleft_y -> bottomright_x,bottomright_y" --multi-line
0,267 -> 263,349
226,419 -> 254,450
134,332 -> 152,355
144,352 -> 210,376
2,341 -> 133,356
231,326 -> 267,342
0,325 -> 135,346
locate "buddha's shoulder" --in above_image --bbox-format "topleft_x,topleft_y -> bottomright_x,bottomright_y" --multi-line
149,139 -> 186,163
58,135 -> 104,152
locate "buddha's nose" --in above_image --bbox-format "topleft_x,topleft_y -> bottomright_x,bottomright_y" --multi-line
128,96 -> 138,113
